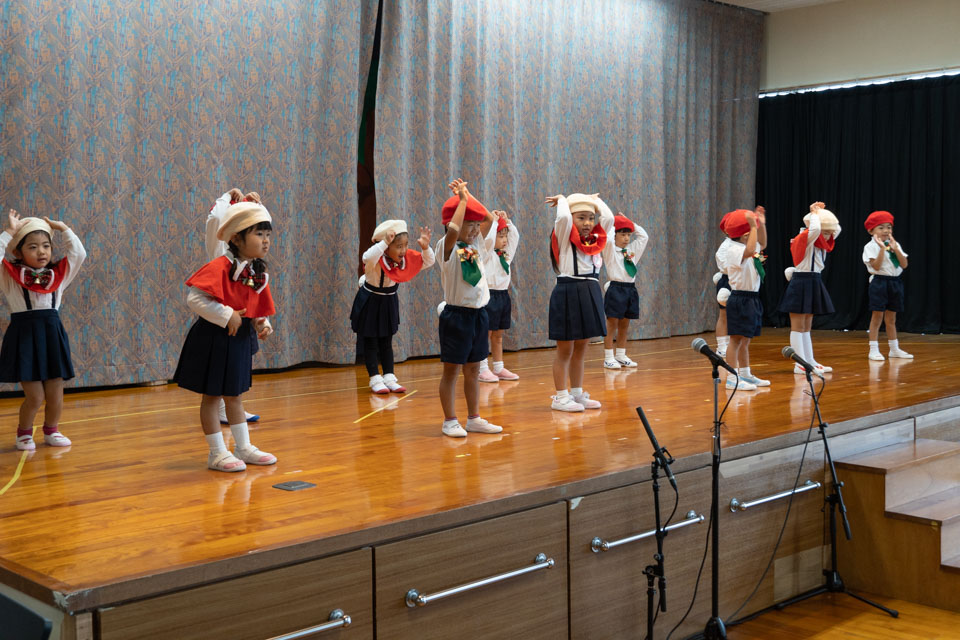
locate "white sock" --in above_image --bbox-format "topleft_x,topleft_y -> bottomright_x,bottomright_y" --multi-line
230,422 -> 250,450
492,361 -> 504,373
889,339 -> 899,351
802,332 -> 818,366
555,389 -> 569,399
615,348 -> 626,358
478,358 -> 490,373
790,331 -> 804,362
604,349 -> 614,360
717,335 -> 730,349
738,367 -> 750,377
869,340 -> 880,354
443,417 -> 460,427
571,387 -> 583,398
205,432 -> 227,454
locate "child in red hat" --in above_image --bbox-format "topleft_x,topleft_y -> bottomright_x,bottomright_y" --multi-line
718,206 -> 768,390
778,202 -> 841,375
477,210 -> 520,383
435,179 -> 502,438
545,192 -> 615,411
351,217 -> 434,393
862,210 -> 911,360
601,212 -> 649,369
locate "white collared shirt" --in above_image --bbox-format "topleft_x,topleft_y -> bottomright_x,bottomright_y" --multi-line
482,220 -> 519,291
724,239 -> 761,292
554,195 -> 615,278
602,225 -> 649,283
863,239 -> 907,279
436,235 -> 490,309
0,228 -> 86,312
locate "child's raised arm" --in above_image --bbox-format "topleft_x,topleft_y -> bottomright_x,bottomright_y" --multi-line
443,179 -> 469,258
755,206 -> 767,250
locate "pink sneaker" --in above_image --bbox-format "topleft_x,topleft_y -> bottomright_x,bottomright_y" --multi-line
495,367 -> 519,381
478,370 -> 500,383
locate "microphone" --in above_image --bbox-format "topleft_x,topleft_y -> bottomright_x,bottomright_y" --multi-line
636,407 -> 677,492
691,338 -> 738,376
782,346 -> 822,378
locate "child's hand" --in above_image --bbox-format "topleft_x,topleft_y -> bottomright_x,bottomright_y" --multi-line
746,212 -> 758,229
42,217 -> 68,232
874,235 -> 886,248
809,201 -> 825,212
448,179 -> 469,201
244,191 -> 262,204
227,308 -> 247,336
754,205 -> 766,225
544,195 -> 561,208
384,230 -> 396,245
5,209 -> 22,233
255,318 -> 273,339
418,226 -> 432,249
887,236 -> 899,251
227,188 -> 245,203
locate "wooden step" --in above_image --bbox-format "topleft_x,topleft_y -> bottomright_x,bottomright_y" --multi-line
835,438 -> 960,475
887,486 -> 960,526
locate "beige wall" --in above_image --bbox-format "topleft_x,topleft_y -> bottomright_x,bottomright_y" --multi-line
762,0 -> 960,91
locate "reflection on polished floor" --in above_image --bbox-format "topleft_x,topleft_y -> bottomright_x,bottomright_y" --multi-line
0,329 -> 957,607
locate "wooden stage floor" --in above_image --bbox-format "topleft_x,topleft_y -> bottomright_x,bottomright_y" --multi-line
1,328 -> 959,612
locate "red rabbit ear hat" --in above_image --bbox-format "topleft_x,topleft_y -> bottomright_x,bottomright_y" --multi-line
864,210 -> 894,232
441,194 -> 489,225
496,216 -> 508,232
614,214 -> 635,232
719,209 -> 752,239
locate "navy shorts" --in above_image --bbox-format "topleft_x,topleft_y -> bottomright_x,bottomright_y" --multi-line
715,274 -> 730,310
604,281 -> 640,319
726,290 -> 762,338
485,289 -> 512,331
868,275 -> 904,312
439,305 -> 490,364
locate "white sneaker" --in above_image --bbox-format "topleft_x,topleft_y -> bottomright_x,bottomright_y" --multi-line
442,421 -> 467,437
369,374 -> 389,394
814,363 -> 833,373
551,395 -> 585,412
740,374 -> 770,387
382,373 -> 407,392
465,417 -> 503,434
43,431 -> 72,446
716,348 -> 727,358
234,445 -> 277,465
889,348 -> 913,359
572,390 -> 601,409
219,405 -> 260,425
615,356 -> 638,368
726,378 -> 757,391
603,359 -> 621,369
16,434 -> 35,451
868,352 -> 885,361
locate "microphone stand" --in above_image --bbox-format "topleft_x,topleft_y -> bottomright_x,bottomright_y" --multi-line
703,360 -> 726,639
773,366 -> 898,618
643,456 -> 670,640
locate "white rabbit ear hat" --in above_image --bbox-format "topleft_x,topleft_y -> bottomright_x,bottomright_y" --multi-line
9,217 -> 52,250
372,220 -> 407,242
804,208 -> 839,235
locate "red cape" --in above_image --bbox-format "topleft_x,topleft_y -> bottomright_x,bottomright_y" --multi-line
790,230 -> 835,267
2,258 -> 71,293
379,249 -> 424,283
551,225 -> 607,263
185,256 -> 275,318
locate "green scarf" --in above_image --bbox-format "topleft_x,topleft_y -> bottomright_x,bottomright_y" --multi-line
884,242 -> 900,269
495,248 -> 510,274
456,241 -> 482,286
752,256 -> 766,282
620,248 -> 637,278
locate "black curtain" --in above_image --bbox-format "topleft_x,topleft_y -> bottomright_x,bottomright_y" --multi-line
756,74 -> 960,334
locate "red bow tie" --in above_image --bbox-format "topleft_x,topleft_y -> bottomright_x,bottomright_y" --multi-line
231,260 -> 269,293
25,268 -> 54,288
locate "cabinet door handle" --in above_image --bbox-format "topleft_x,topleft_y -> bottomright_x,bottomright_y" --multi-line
405,553 -> 554,608
591,510 -> 704,553
266,609 -> 351,639
729,480 -> 822,512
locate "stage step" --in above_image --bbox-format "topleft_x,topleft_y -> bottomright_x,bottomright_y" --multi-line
835,438 -> 960,612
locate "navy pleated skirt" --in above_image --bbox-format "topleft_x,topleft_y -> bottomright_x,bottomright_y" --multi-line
0,309 -> 75,383
604,281 -> 640,319
173,317 -> 253,396
778,271 -> 835,315
549,276 -> 607,341
350,283 -> 400,337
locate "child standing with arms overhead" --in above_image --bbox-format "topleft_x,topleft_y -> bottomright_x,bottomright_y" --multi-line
779,202 -> 840,374
719,207 -> 769,390
207,189 -> 268,424
351,218 -> 434,393
601,213 -> 649,369
862,210 -> 912,361
1,210 -> 86,450
546,192 -> 615,411
174,201 -> 277,471
436,178 -> 502,438
477,210 -> 520,383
